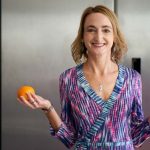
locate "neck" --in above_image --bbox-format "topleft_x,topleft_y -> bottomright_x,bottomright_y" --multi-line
85,57 -> 116,76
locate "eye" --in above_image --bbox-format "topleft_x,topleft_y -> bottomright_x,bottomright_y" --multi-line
103,29 -> 111,33
87,28 -> 96,32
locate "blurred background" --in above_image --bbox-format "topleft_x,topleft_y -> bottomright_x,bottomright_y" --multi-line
2,0 -> 150,149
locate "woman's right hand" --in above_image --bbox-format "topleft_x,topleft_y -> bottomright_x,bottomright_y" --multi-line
17,92 -> 51,111
18,92 -> 62,131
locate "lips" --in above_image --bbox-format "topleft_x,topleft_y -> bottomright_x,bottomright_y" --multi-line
92,43 -> 105,47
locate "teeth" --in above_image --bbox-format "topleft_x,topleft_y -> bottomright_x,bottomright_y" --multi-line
93,43 -> 104,47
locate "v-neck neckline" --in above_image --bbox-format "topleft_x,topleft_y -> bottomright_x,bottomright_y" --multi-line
76,63 -> 125,106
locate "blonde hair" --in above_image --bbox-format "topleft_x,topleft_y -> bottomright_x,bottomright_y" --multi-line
71,5 -> 127,64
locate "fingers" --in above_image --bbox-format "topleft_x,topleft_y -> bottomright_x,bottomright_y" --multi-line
29,93 -> 52,110
18,93 -> 38,109
17,97 -> 25,105
18,92 -> 51,111
18,95 -> 35,109
26,92 -> 40,108
30,92 -> 40,103
30,93 -> 44,104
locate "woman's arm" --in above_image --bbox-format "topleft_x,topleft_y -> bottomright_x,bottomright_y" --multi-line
18,70 -> 78,148
42,103 -> 62,132
131,71 -> 150,148
18,93 -> 62,131
18,75 -> 78,149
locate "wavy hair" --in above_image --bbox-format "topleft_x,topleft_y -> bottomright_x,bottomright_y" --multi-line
71,5 -> 127,64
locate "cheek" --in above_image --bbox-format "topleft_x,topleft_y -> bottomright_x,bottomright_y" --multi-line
83,33 -> 88,41
83,34 -> 93,45
108,35 -> 114,44
110,39 -> 114,45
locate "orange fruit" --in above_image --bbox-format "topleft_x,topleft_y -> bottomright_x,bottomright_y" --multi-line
17,86 -> 35,100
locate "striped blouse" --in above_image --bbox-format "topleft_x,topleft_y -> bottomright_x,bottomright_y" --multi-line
50,64 -> 150,150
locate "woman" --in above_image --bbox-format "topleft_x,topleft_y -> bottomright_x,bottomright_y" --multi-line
18,5 -> 150,150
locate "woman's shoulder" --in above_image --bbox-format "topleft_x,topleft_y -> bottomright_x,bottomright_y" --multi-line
59,65 -> 79,82
119,64 -> 141,79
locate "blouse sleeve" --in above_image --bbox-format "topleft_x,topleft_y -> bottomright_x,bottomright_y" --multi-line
49,72 -> 78,149
131,72 -> 150,148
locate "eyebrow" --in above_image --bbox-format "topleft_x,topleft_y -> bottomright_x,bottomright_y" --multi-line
102,25 -> 112,29
86,25 -> 112,29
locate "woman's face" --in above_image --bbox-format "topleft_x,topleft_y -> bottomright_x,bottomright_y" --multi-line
83,13 -> 114,58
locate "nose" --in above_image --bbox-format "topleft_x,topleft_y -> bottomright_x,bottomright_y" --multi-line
94,30 -> 103,42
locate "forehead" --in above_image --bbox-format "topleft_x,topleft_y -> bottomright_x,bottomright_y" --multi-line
84,13 -> 112,28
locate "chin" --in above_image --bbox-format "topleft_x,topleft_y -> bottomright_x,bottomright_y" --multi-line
93,48 -> 106,55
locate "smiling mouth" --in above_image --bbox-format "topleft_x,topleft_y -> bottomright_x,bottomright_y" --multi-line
92,43 -> 105,47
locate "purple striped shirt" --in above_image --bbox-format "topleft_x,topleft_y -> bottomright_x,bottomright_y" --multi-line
50,64 -> 150,150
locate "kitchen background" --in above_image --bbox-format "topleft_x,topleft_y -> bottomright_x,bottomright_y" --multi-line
2,0 -> 150,149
